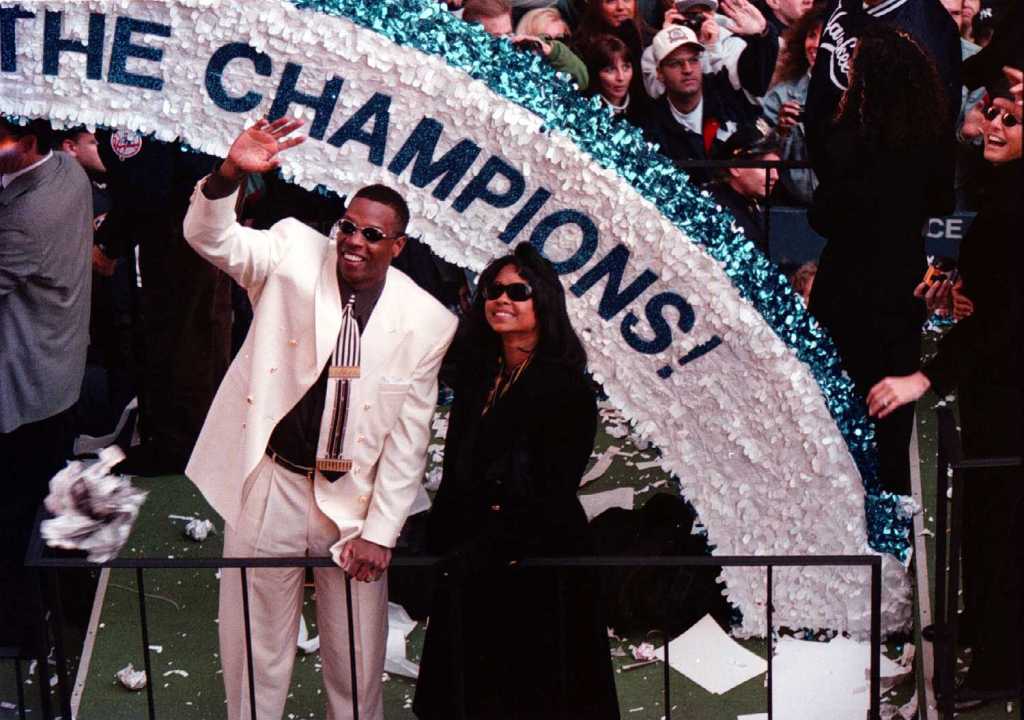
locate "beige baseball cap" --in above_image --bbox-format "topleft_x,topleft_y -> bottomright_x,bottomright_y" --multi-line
651,25 -> 705,65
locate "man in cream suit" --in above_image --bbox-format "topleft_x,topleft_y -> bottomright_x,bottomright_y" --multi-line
182,117 -> 457,720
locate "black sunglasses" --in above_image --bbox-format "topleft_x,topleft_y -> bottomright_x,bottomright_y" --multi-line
982,104 -> 1019,128
483,281 -> 533,302
333,218 -> 403,244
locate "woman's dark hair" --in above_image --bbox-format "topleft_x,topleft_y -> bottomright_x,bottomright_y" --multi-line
460,242 -> 588,373
575,0 -> 653,66
580,33 -> 633,97
834,23 -> 952,152
775,5 -> 826,85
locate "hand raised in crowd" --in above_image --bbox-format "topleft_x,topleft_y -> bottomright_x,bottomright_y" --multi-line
777,101 -> 803,135
511,34 -> 553,57
662,6 -> 684,30
340,536 -> 392,583
220,117 -> 306,182
866,372 -> 931,419
720,0 -> 767,37
992,66 -> 1022,123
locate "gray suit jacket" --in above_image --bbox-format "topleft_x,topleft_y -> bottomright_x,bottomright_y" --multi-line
1,152 -> 93,433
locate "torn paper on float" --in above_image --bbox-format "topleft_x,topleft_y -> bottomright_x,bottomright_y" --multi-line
386,602 -> 420,679
655,614 -> 767,695
40,446 -> 147,563
772,635 -> 910,720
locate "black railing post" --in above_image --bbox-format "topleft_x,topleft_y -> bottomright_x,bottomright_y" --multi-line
869,558 -> 881,720
344,573 -> 360,720
942,460 -> 966,720
451,580 -> 467,720
135,568 -> 157,720
556,570 -> 569,716
45,570 -> 73,720
662,625 -> 672,720
14,657 -> 26,720
767,565 -> 774,720
238,566 -> 258,720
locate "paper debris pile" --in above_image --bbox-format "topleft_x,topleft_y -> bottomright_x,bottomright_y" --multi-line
41,446 -> 147,563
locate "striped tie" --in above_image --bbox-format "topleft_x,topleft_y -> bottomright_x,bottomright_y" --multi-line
317,294 -> 359,482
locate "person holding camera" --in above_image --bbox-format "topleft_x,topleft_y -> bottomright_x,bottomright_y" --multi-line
640,0 -> 779,183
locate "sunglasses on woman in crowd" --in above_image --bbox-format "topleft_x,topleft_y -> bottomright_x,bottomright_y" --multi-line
982,104 -> 1019,128
484,281 -> 534,302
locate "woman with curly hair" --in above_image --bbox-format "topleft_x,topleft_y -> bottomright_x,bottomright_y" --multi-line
807,24 -> 955,496
413,243 -> 619,720
760,4 -> 825,204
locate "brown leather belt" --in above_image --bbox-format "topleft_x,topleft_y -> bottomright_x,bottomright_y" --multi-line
265,446 -> 315,480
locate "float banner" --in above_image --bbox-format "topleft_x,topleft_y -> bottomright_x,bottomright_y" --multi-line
0,0 -> 913,635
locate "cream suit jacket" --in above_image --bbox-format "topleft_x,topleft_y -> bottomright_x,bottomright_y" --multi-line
182,179 -> 457,563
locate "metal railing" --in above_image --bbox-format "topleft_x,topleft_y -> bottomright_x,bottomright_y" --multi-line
932,406 -> 1023,718
23,528 -> 885,720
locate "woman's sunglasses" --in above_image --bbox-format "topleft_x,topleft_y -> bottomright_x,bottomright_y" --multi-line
982,104 -> 1019,128
332,218 -> 402,243
483,281 -> 533,302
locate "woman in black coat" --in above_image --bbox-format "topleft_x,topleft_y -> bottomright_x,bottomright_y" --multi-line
868,91 -> 1022,703
413,243 -> 620,720
807,24 -> 955,495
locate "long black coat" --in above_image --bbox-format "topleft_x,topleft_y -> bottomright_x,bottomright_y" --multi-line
413,356 -> 620,720
922,160 -> 1023,690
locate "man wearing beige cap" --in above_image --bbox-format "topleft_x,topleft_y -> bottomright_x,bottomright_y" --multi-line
641,2 -> 780,183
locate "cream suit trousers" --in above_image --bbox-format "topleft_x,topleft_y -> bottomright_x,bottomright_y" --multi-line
219,455 -> 387,720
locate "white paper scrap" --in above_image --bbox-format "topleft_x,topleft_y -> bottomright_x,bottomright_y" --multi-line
737,714 -> 768,720
385,602 -> 419,679
115,663 -> 147,690
579,488 -> 634,520
579,446 -> 620,487
297,614 -> 320,654
655,614 -> 767,695
773,635 -> 905,719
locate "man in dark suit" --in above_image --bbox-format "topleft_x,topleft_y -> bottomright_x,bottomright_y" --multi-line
0,117 -> 93,651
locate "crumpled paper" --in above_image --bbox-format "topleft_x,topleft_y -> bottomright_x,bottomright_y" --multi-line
41,446 -> 147,563
184,518 -> 215,542
115,663 -> 147,690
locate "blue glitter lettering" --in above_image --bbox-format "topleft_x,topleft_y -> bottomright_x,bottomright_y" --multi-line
1,6 -> 34,73
677,335 -> 722,367
107,16 -> 170,90
268,62 -> 343,141
498,186 -> 551,244
205,42 -> 271,113
528,210 -> 598,274
387,118 -> 480,200
452,155 -> 524,213
326,92 -> 392,166
570,244 -> 658,321
43,11 -> 104,81
621,292 -> 695,354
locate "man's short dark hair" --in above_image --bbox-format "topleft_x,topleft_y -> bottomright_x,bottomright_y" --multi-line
462,0 -> 512,24
350,184 -> 410,233
57,125 -> 92,146
0,117 -> 54,153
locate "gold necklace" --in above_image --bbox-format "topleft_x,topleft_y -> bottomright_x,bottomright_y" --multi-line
482,352 -> 534,416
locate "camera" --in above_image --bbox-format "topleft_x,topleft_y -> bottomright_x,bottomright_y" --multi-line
674,3 -> 707,34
